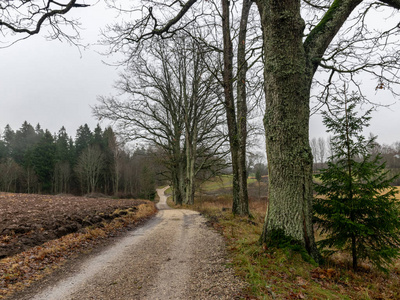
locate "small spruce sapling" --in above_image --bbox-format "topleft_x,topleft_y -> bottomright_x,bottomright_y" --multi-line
313,92 -> 400,272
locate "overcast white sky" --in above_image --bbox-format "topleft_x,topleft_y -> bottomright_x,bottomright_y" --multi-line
0,2 -> 399,145
0,2 -> 119,139
310,85 -> 400,145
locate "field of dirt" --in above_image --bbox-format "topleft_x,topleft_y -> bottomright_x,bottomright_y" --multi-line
0,193 -> 148,259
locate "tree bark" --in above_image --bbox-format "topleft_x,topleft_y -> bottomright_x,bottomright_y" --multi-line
172,167 -> 184,205
185,139 -> 196,205
184,116 -> 197,205
257,0 -> 318,260
172,138 -> 185,205
235,0 -> 252,216
222,0 -> 241,214
185,124 -> 195,205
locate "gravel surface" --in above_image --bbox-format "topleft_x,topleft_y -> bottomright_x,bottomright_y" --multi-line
17,187 -> 246,299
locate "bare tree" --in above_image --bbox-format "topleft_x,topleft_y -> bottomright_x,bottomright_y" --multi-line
119,151 -> 137,196
94,34 -> 227,205
394,142 -> 400,155
53,161 -> 71,194
192,0 -> 262,215
75,145 -> 105,194
182,40 -> 228,204
221,0 -> 255,216
327,135 -> 334,159
0,158 -> 21,192
310,137 -> 319,167
24,166 -> 38,193
317,137 -> 326,166
101,0 -> 263,216
310,137 -> 326,170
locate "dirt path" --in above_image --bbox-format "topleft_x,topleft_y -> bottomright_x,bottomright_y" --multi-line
16,187 -> 245,300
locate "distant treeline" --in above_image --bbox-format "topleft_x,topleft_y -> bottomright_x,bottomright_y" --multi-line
311,136 -> 400,185
0,122 -> 160,199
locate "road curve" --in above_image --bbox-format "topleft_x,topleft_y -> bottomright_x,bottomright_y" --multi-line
18,187 -> 245,300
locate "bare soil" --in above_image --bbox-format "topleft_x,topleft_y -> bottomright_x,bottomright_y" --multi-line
0,193 -> 148,259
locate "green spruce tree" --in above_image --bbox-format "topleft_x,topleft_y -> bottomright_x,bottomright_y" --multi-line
32,130 -> 56,193
314,92 -> 400,272
75,124 -> 93,157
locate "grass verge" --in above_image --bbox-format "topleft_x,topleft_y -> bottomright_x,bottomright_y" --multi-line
169,182 -> 400,299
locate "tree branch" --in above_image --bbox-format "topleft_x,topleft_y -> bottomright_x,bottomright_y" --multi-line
137,0 -> 198,42
304,0 -> 363,74
0,0 -> 88,35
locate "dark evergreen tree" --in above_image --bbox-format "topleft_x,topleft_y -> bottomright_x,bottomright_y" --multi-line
314,93 -> 400,272
3,125 -> 15,157
75,124 -> 93,157
35,123 -> 44,139
32,130 -> 56,193
55,126 -> 71,162
13,121 -> 38,166
68,137 -> 76,164
102,127 -> 118,195
54,126 -> 72,193
0,140 -> 7,161
92,124 -> 105,149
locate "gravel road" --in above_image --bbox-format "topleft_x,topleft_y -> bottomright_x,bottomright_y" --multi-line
18,187 -> 245,300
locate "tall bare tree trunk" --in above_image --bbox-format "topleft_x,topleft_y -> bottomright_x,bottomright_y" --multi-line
221,0 -> 252,216
185,146 -> 195,205
185,122 -> 197,205
236,0 -> 252,216
222,0 -> 243,215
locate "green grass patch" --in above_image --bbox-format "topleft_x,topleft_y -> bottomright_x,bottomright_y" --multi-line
165,186 -> 172,195
200,175 -> 233,191
198,175 -> 257,193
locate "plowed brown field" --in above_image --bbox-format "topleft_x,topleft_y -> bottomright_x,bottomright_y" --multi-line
0,193 -> 149,259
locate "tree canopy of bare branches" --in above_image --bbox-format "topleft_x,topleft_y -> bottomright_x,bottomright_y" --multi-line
0,0 -> 89,46
94,34 -> 228,205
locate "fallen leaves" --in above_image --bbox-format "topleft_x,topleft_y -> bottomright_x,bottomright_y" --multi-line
311,267 -> 337,281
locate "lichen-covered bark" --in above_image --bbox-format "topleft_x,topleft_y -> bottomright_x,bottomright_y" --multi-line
255,0 -> 368,261
256,0 -> 318,260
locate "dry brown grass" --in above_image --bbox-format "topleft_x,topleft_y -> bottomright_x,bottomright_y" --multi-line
395,186 -> 400,200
